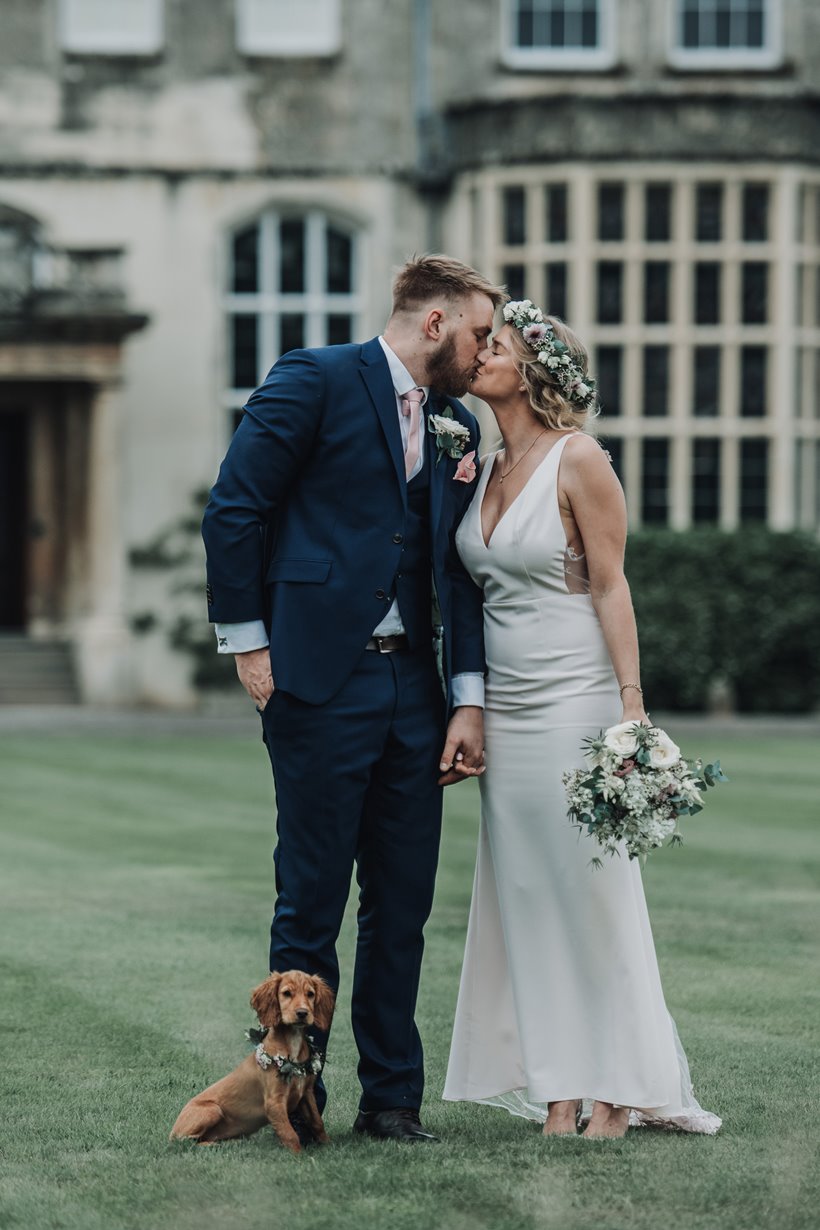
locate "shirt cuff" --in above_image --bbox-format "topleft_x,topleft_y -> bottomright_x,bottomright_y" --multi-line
214,621 -> 269,655
451,672 -> 485,709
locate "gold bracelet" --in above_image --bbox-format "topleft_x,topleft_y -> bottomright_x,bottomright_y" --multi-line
619,682 -> 643,698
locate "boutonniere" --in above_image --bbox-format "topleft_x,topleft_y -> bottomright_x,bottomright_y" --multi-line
427,408 -> 471,465
453,450 -> 477,483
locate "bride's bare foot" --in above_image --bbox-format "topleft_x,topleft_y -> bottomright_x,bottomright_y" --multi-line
543,1100 -> 580,1136
583,1102 -> 630,1139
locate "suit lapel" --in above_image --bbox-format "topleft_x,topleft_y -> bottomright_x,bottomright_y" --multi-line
359,338 -> 407,510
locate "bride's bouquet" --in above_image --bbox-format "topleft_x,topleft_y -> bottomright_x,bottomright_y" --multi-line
563,722 -> 727,865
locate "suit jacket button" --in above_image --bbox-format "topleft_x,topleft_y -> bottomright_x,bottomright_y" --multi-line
392,533 -> 403,544
375,589 -> 386,600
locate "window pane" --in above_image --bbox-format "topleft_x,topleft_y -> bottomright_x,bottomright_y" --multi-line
236,0 -> 341,56
642,439 -> 669,525
581,5 -> 598,47
596,261 -> 623,324
546,184 -> 568,242
60,0 -> 164,54
232,224 -> 259,293
740,439 -> 768,522
740,346 -> 767,416
693,346 -> 721,416
645,183 -> 671,242
742,184 -> 769,242
696,183 -> 723,242
644,262 -> 670,323
598,182 -> 624,241
546,262 -> 568,319
279,219 -> 305,293
692,438 -> 721,524
695,262 -> 720,324
232,314 -> 258,387
503,186 -> 526,246
602,436 -> 623,483
678,0 -> 768,51
742,262 -> 768,324
642,346 -> 670,417
326,227 -> 352,294
503,264 -> 526,300
596,346 -> 622,416
280,313 -> 304,354
327,314 -> 352,345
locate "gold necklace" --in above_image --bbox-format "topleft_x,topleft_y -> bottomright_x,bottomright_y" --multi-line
498,428 -> 548,484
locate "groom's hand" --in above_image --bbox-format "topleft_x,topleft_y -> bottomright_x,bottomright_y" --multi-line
235,648 -> 274,709
438,706 -> 485,786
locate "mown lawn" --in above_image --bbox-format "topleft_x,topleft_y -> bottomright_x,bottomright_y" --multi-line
0,721 -> 817,1230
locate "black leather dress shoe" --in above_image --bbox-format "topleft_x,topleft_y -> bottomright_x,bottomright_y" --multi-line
353,1108 -> 439,1143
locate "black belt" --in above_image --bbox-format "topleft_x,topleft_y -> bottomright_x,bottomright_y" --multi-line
365,634 -> 409,653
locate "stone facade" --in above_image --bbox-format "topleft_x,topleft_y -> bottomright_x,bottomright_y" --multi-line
0,1 -> 817,704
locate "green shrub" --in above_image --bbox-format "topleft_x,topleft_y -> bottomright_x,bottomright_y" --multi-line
626,529 -> 820,713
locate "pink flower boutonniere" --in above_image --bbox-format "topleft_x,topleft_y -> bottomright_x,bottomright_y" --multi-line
453,450 -> 477,483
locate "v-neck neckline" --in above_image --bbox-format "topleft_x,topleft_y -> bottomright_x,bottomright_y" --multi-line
479,434 -> 572,551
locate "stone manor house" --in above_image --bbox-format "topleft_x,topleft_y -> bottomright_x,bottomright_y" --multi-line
0,0 -> 818,705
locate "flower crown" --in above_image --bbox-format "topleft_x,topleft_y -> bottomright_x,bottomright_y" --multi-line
502,300 -> 598,413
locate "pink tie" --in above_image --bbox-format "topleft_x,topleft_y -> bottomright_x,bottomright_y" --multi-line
401,387 -> 424,480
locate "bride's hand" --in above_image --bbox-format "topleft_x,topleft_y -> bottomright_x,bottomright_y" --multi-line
621,705 -> 651,727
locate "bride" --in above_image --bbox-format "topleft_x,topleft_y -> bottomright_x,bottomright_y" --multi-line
443,301 -> 720,1138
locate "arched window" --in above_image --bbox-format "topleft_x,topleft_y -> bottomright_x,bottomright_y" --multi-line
225,208 -> 362,429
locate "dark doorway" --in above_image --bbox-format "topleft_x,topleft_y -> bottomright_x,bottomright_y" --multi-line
0,412 -> 28,628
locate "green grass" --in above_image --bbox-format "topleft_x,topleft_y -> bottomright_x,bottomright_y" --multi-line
0,724 -> 818,1230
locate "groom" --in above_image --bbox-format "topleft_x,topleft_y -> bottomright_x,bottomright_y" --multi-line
202,255 -> 505,1142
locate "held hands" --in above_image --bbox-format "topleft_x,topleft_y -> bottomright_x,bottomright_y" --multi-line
438,706 -> 485,786
235,648 -> 274,710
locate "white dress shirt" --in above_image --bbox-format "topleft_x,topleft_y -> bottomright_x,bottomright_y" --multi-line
215,336 -> 484,708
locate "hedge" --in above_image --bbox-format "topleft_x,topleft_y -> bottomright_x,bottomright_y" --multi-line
625,528 -> 820,713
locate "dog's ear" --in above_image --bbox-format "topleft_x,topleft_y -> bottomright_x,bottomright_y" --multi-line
250,973 -> 282,1027
311,976 -> 335,1032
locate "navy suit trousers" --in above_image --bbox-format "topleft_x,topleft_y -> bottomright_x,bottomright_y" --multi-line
260,644 -> 447,1113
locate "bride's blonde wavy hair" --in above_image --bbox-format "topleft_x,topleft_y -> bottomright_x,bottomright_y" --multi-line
507,316 -> 598,433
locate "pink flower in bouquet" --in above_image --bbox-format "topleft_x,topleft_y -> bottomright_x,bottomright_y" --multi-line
614,758 -> 636,777
453,450 -> 477,483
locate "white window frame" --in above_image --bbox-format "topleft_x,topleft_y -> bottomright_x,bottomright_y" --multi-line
236,0 -> 342,58
59,0 -> 164,55
224,206 -> 362,411
667,0 -> 782,71
501,0 -> 617,71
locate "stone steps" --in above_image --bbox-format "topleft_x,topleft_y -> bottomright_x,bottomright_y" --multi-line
0,635 -> 80,704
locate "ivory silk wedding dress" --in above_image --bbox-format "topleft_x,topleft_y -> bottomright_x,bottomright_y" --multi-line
443,436 -> 720,1133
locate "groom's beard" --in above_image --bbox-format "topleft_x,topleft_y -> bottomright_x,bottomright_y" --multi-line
427,336 -> 476,398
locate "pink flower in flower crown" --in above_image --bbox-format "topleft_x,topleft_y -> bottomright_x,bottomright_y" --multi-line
453,450 -> 477,483
522,322 -> 549,346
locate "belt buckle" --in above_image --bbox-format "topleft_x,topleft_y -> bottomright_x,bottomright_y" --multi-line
374,636 -> 390,653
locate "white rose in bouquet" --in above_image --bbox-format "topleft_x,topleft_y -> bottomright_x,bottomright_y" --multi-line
603,722 -> 641,758
647,730 -> 681,769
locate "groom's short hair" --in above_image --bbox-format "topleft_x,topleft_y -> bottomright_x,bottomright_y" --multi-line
391,254 -> 507,315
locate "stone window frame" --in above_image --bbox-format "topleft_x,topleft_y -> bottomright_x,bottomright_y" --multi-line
500,0 -> 618,71
235,0 -> 342,58
58,0 -> 164,56
457,163 -> 820,532
224,205 -> 362,431
667,0 -> 783,71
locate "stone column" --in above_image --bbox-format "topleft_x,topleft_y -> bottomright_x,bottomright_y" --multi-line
73,381 -> 135,704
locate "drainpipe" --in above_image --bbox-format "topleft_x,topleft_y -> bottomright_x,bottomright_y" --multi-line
413,0 -> 449,248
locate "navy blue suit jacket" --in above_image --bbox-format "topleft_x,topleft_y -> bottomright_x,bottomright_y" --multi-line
202,337 -> 485,707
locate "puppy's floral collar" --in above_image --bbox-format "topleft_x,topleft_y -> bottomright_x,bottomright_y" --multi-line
246,1027 -> 325,1081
